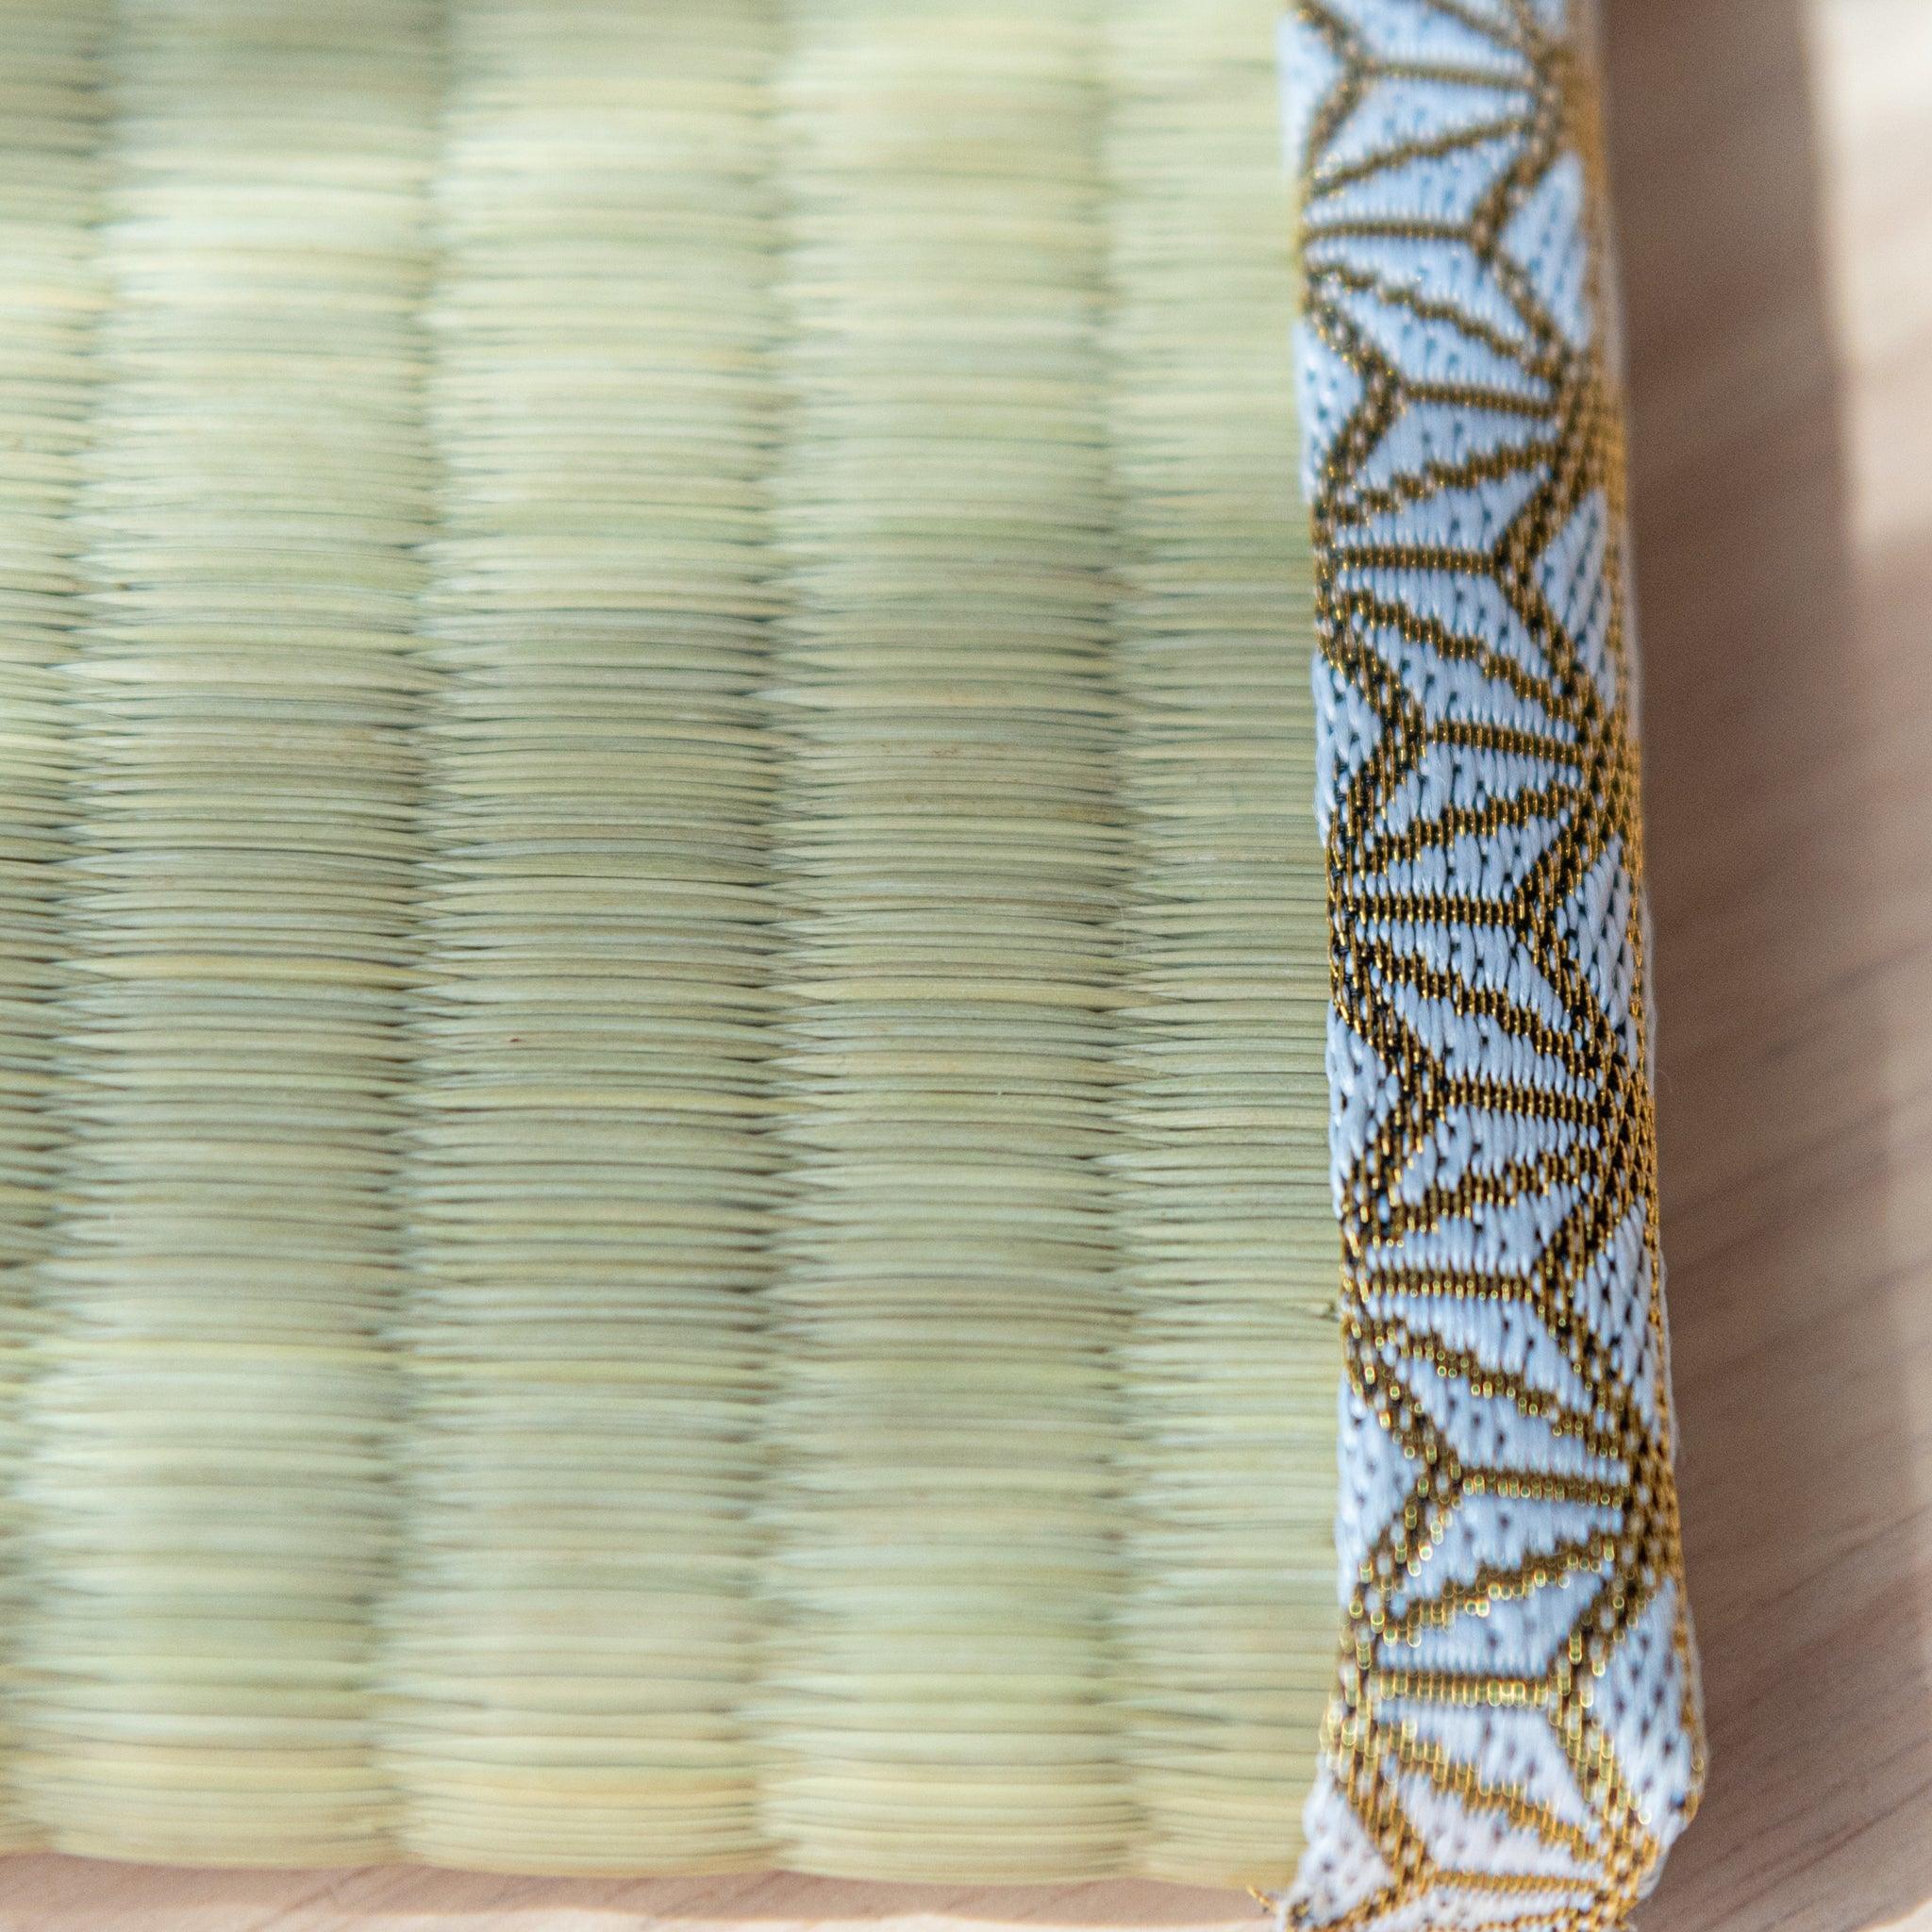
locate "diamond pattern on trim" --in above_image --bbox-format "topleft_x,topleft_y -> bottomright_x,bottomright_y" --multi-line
1283,3 -> 1704,1924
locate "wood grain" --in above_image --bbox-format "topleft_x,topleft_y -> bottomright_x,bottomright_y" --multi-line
1607,3 -> 1932,1929
0,0 -> 1926,1925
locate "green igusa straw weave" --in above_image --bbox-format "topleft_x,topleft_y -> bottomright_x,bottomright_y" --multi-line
0,0 -> 1338,1888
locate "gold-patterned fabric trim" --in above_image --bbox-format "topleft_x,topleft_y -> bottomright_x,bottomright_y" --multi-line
1280,2 -> 1705,1923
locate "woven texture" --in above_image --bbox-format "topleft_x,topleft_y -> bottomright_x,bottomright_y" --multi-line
0,0 -> 1336,1887
1282,2 -> 1704,1925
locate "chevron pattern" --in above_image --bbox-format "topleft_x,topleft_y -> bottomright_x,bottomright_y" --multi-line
1281,4 -> 1704,1924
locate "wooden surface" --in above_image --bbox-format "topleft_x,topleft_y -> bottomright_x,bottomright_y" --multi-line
1607,2 -> 1932,1929
2,0 -> 1928,1926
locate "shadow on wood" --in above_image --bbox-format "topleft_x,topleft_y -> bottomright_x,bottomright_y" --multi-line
1607,3 -> 1932,1930
7,5 -> 1929,1930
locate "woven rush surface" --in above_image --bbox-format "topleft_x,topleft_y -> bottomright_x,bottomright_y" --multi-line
0,0 -> 1334,1888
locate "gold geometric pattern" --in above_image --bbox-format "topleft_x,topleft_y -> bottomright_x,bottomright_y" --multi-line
1281,2 -> 1705,1923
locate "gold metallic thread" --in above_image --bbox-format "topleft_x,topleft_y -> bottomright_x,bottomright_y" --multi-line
1288,2 -> 1704,1924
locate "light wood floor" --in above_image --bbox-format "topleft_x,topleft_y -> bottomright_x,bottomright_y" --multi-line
3,1 -> 1927,1927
